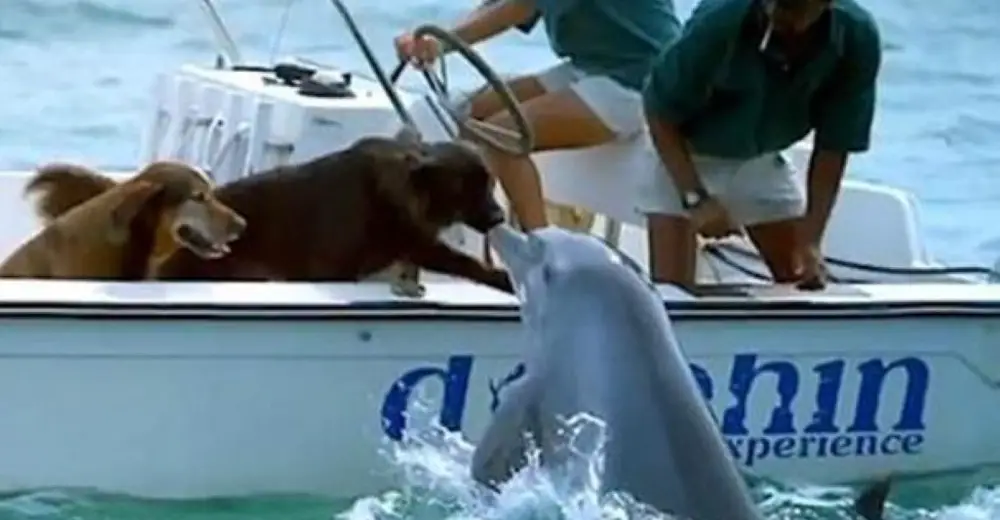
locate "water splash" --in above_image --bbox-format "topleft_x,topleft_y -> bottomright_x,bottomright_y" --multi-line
340,398 -> 1000,520
344,407 -> 689,520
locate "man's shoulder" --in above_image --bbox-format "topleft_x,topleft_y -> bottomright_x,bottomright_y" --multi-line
685,0 -> 752,34
833,0 -> 881,49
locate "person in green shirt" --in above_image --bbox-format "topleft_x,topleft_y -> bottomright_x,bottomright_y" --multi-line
640,0 -> 881,290
395,0 -> 680,230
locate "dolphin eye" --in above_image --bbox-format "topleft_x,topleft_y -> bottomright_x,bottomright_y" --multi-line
542,265 -> 553,283
598,236 -> 656,288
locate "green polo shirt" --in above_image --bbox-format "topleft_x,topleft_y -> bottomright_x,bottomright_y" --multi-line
642,0 -> 882,159
536,0 -> 681,90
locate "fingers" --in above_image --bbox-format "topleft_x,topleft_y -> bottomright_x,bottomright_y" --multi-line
699,220 -> 741,239
394,32 -> 439,69
698,222 -> 735,238
393,34 -> 413,60
795,247 -> 827,290
697,213 -> 741,239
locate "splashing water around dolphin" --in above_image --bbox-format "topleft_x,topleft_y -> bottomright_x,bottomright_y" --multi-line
469,224 -> 763,520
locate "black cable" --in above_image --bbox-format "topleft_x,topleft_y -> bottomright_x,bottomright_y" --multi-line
703,242 -> 999,284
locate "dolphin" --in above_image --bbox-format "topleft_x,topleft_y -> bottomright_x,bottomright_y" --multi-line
471,224 -> 762,520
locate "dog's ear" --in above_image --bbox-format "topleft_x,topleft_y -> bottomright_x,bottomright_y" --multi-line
392,126 -> 423,148
107,180 -> 165,244
400,144 -> 436,169
403,146 -> 462,197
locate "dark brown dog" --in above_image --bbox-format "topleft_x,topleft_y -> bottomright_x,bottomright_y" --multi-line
149,136 -> 512,294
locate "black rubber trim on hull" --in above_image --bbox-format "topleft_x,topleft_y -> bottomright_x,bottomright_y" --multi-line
0,300 -> 995,321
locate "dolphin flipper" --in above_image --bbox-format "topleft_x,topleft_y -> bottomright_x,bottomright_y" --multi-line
471,376 -> 541,488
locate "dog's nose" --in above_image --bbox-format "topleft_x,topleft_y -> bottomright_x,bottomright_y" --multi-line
228,215 -> 247,238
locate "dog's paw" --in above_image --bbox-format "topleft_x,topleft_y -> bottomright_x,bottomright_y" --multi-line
391,277 -> 427,298
486,268 -> 514,295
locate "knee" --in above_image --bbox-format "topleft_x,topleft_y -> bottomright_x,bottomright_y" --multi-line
468,89 -> 499,121
484,110 -> 515,129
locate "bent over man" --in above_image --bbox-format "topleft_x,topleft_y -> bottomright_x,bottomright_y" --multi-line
640,0 -> 882,289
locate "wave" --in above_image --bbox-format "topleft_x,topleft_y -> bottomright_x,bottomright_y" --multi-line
0,29 -> 29,41
2,0 -> 174,40
74,1 -> 174,29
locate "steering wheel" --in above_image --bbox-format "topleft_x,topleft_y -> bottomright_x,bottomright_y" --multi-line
393,24 -> 535,157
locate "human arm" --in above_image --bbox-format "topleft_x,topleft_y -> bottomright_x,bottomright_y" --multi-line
474,0 -> 541,34
452,0 -> 539,46
396,0 -> 537,64
801,18 -> 882,247
642,6 -> 733,202
646,110 -> 704,197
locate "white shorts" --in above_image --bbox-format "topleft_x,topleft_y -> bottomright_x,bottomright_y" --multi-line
637,151 -> 806,226
535,62 -> 645,139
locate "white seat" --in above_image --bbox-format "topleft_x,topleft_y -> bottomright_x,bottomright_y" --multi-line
535,134 -> 652,230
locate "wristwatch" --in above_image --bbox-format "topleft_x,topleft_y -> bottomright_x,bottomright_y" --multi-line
680,187 -> 709,210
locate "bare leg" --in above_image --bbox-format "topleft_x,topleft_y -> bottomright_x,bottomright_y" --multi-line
647,214 -> 698,288
480,89 -> 616,230
745,219 -> 801,283
467,75 -> 548,120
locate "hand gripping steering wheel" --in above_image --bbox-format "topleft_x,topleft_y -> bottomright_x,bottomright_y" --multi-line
397,24 -> 535,157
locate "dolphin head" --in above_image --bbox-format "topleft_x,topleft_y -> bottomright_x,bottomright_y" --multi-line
488,224 -> 655,325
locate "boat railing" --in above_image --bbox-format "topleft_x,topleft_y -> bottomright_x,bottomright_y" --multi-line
195,0 -> 243,69
326,0 -> 421,138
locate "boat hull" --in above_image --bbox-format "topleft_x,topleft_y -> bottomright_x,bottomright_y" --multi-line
1,280 -> 998,498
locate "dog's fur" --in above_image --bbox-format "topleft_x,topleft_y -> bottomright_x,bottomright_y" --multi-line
3,160 -> 245,279
36,137 -> 512,294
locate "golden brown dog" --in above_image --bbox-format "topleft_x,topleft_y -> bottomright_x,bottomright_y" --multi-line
0,160 -> 246,279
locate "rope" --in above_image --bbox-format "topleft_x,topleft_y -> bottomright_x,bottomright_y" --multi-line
703,242 -> 1000,284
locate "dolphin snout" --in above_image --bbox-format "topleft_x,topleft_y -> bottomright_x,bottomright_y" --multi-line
488,224 -> 541,283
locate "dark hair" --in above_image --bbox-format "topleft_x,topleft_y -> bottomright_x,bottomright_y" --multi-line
772,0 -> 829,10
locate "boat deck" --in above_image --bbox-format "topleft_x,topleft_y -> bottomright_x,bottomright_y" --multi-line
0,279 -> 996,320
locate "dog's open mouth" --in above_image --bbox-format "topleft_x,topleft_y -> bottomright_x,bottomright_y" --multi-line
175,224 -> 231,259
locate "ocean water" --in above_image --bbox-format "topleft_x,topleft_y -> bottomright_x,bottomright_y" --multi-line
0,0 -> 998,519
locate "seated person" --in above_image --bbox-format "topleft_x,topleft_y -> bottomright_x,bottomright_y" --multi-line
640,0 -> 882,289
395,0 -> 681,230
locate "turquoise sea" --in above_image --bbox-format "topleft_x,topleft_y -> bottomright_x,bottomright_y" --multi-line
0,0 -> 998,518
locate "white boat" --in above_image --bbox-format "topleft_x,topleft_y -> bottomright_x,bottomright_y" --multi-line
0,0 -> 998,500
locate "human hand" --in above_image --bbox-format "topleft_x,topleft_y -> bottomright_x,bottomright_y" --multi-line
795,243 -> 827,291
393,31 -> 442,69
690,197 -> 741,239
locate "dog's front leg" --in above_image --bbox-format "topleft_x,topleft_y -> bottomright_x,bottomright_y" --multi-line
408,239 -> 513,294
380,261 -> 426,298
